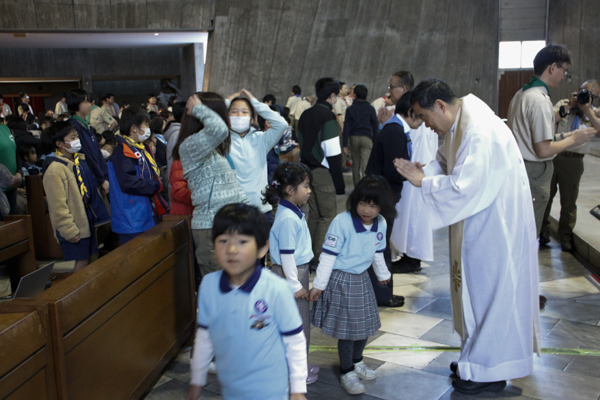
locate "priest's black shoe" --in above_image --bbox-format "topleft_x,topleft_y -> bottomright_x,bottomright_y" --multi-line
539,230 -> 550,246
378,295 -> 405,307
450,362 -> 458,374
539,295 -> 547,310
452,378 -> 507,395
391,257 -> 421,273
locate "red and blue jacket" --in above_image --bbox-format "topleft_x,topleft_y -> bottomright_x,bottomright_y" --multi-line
108,135 -> 169,234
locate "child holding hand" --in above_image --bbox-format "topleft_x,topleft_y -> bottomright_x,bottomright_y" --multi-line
309,176 -> 396,395
263,162 -> 320,384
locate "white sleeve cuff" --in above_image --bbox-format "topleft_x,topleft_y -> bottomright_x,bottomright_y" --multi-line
189,327 -> 214,386
312,252 -> 336,290
282,332 -> 308,394
372,252 -> 391,281
280,253 -> 303,293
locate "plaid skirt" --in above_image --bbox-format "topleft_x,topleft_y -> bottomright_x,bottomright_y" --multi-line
311,269 -> 381,340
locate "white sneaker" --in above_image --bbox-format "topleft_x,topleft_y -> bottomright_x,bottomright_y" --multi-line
340,370 -> 366,395
354,360 -> 377,380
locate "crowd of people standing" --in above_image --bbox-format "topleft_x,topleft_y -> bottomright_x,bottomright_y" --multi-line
0,42 -> 598,399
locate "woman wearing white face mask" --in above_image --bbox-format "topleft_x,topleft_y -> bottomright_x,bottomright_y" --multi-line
226,89 -> 288,224
41,121 -> 110,272
107,105 -> 170,245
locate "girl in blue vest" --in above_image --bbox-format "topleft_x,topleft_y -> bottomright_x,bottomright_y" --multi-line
309,176 -> 396,395
108,106 -> 169,245
42,122 -> 110,272
263,162 -> 321,384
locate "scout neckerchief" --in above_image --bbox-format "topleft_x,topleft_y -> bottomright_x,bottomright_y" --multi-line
123,135 -> 160,178
73,153 -> 90,206
523,76 -> 550,93
72,115 -> 90,130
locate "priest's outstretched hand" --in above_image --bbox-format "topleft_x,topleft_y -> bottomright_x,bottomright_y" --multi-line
394,158 -> 425,187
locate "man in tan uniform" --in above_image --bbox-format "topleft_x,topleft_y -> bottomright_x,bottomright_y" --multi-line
540,80 -> 600,251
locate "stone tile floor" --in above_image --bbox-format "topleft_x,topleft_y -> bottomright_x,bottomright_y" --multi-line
144,228 -> 600,400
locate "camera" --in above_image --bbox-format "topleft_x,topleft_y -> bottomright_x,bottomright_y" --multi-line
577,89 -> 591,105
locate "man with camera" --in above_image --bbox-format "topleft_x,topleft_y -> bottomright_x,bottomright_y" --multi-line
540,79 -> 600,251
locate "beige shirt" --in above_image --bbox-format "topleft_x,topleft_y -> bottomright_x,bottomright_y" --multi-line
0,103 -> 12,118
102,103 -> 116,117
294,99 -> 312,120
371,97 -> 387,113
333,96 -> 348,121
90,106 -> 117,133
553,99 -> 595,154
507,86 -> 555,162
285,95 -> 302,116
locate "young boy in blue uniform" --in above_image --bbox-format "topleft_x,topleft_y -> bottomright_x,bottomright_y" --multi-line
186,203 -> 308,400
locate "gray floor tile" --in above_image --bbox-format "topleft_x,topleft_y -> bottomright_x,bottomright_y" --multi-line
539,316 -> 560,338
422,351 -> 459,377
545,319 -> 600,349
144,379 -> 222,399
414,275 -> 452,298
506,364 -> 600,400
307,380 -> 382,400
538,264 -> 576,283
362,362 -> 452,400
437,386 -> 538,400
541,299 -> 600,325
575,293 -> 600,306
419,319 -> 462,347
417,298 -> 454,320
564,355 -> 600,379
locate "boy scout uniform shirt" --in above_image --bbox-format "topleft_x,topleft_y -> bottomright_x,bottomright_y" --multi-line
507,86 -> 555,161
322,211 -> 386,274
197,266 -> 303,400
269,199 -> 314,266
90,106 -> 116,133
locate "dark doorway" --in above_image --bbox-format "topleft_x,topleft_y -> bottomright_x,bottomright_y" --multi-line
498,69 -> 534,119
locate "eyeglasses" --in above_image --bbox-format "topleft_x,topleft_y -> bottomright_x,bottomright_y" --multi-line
556,64 -> 570,76
388,84 -> 404,90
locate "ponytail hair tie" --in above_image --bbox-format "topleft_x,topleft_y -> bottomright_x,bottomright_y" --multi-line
272,180 -> 280,188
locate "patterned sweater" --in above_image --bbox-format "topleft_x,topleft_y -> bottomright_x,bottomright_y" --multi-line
179,103 -> 249,230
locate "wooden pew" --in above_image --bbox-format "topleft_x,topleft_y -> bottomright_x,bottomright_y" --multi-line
37,216 -> 195,400
25,174 -> 63,260
0,300 -> 57,400
0,216 -> 36,292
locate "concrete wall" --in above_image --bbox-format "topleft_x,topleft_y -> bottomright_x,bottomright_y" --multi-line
0,0 -> 215,30
207,0 -> 500,110
547,0 -> 600,101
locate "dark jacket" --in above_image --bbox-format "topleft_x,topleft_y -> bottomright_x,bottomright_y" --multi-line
342,100 -> 380,147
297,101 -> 345,194
69,117 -> 108,186
365,116 -> 410,196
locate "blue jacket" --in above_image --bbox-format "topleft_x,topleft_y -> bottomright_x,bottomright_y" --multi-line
69,117 -> 109,186
108,136 -> 168,234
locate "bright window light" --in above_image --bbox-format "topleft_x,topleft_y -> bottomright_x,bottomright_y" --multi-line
499,40 -> 546,69
521,40 -> 546,69
499,41 -> 521,69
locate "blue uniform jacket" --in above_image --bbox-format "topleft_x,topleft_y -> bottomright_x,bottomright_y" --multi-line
69,118 -> 109,186
108,135 -> 168,234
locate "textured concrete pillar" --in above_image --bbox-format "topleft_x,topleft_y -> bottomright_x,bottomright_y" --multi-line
181,43 -> 205,98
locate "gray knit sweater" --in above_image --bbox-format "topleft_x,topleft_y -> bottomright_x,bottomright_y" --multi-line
179,103 -> 249,230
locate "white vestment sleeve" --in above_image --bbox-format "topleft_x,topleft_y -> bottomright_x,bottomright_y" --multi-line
421,128 -> 511,229
280,253 -> 303,292
282,332 -> 308,394
312,252 -> 336,290
190,328 -> 214,386
371,252 -> 391,281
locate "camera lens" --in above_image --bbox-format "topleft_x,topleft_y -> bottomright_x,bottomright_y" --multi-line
577,89 -> 590,105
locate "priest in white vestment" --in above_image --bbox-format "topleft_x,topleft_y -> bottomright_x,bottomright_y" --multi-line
394,79 -> 540,396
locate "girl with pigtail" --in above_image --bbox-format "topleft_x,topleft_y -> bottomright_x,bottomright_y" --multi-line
262,162 -> 320,385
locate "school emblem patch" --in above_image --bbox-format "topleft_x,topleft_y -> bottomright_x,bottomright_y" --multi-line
325,234 -> 338,247
377,232 -> 384,240
254,300 -> 268,314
